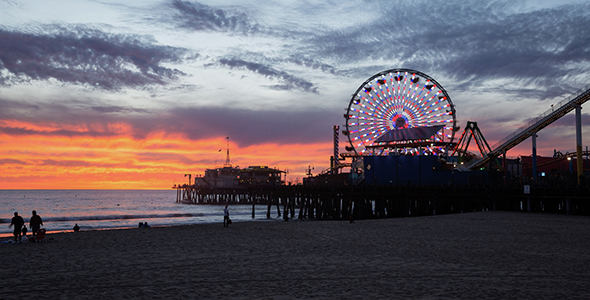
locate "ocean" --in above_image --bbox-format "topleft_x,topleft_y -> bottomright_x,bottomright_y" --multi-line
0,190 -> 280,237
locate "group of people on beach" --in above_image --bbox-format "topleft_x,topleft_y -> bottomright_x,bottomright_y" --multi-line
9,210 -> 43,243
8,206 -> 232,241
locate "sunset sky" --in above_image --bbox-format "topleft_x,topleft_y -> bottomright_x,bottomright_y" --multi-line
1,0 -> 590,189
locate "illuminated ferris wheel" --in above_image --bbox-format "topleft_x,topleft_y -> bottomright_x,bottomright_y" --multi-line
343,68 -> 457,156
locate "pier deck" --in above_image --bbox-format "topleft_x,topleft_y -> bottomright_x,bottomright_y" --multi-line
175,184 -> 590,219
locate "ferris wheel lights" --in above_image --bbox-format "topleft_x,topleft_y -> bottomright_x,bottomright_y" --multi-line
346,69 -> 456,157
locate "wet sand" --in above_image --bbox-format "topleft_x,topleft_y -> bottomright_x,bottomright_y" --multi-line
1,211 -> 589,299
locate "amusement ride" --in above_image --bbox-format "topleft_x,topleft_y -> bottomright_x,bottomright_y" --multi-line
339,67 -> 590,183
343,68 -> 457,157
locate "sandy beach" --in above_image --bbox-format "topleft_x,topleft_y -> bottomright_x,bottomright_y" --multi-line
1,211 -> 590,299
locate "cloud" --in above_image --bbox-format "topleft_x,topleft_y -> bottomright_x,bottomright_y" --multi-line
89,106 -> 150,114
213,58 -> 319,93
541,112 -> 590,127
162,106 -> 336,146
297,0 -> 590,99
0,158 -> 26,165
0,125 -> 117,138
0,25 -> 189,90
168,0 -> 263,34
136,152 -> 209,165
0,98 -> 336,146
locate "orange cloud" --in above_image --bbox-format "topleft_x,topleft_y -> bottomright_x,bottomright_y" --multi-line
0,121 -> 334,189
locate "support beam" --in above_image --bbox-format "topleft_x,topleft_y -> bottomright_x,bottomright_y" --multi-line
333,125 -> 340,174
576,105 -> 583,185
532,133 -> 538,183
502,151 -> 507,185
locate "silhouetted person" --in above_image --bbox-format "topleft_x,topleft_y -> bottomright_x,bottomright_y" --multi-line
223,205 -> 230,227
73,223 -> 80,232
30,210 -> 43,237
9,212 -> 24,243
22,225 -> 28,236
141,222 -> 150,228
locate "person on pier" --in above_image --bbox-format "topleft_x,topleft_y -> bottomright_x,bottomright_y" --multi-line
223,205 -> 230,227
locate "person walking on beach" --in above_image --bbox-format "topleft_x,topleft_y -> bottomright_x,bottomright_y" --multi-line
30,210 -> 43,237
223,205 -> 230,227
9,212 -> 25,243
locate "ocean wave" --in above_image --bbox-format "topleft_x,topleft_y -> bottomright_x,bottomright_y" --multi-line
0,213 -> 203,224
1,209 -> 256,225
51,213 -> 205,222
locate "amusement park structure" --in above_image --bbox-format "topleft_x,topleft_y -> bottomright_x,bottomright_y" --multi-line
343,68 -> 457,157
468,83 -> 590,181
173,67 -> 590,219
177,68 -> 589,191
335,68 -> 590,185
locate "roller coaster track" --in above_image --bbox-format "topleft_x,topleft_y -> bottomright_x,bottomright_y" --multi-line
469,83 -> 590,169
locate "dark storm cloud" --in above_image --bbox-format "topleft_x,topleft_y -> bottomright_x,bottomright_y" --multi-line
0,26 -> 189,90
214,58 -> 319,93
168,0 -> 263,34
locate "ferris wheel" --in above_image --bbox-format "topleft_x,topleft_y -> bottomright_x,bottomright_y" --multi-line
343,68 -> 457,156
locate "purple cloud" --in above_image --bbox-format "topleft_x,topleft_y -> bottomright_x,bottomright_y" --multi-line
0,26 -> 189,90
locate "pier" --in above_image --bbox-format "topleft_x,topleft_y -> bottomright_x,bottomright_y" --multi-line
176,184 -> 590,219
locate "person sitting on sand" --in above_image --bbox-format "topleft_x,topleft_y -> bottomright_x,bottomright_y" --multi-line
141,222 -> 150,228
9,212 -> 24,243
73,223 -> 80,232
30,210 -> 43,237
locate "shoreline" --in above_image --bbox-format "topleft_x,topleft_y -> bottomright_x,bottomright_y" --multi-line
2,211 -> 590,299
0,216 -> 296,240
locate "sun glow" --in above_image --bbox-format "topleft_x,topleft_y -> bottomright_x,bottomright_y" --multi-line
0,121 -> 332,189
